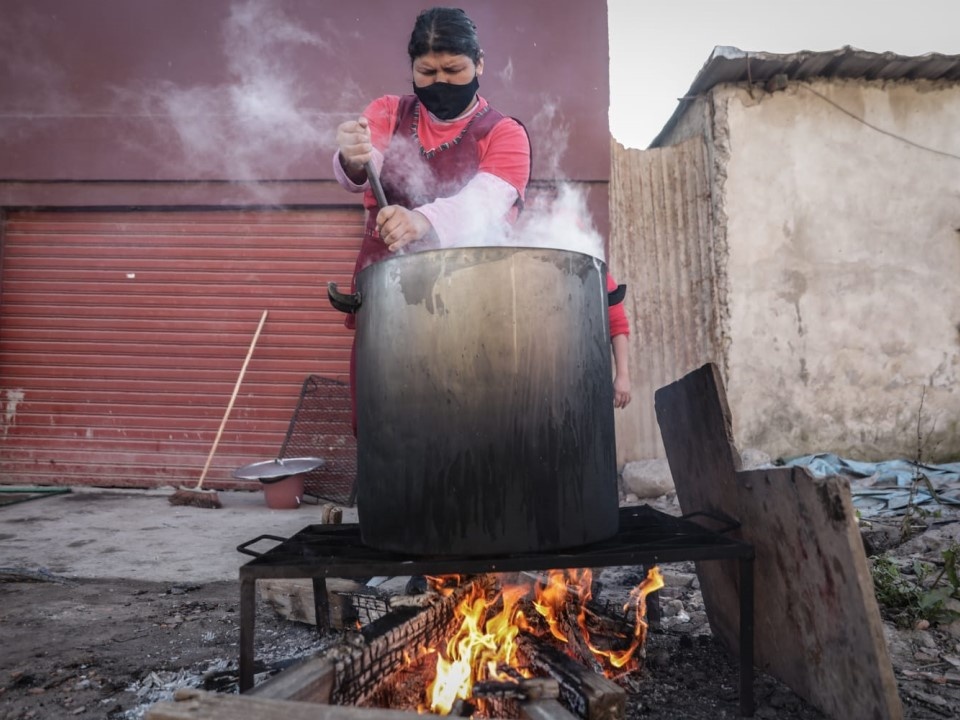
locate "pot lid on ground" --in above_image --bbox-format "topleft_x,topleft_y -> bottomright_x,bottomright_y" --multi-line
233,457 -> 325,483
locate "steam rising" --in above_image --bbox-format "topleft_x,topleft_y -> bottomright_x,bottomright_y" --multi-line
511,184 -> 606,261
143,0 -> 604,258
119,0 -> 362,192
2,0 -> 607,259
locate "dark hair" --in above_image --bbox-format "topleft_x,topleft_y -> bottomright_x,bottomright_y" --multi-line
407,7 -> 482,64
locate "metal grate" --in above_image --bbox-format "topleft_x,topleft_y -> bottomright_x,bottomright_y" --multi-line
238,505 -> 756,715
278,375 -> 357,506
339,588 -> 393,626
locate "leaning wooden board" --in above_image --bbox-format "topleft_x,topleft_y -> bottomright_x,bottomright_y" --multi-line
653,362 -> 744,654
655,363 -> 903,720
738,465 -> 901,719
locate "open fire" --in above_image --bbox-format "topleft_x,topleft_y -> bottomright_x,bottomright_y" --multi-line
238,505 -> 755,716
419,567 -> 665,715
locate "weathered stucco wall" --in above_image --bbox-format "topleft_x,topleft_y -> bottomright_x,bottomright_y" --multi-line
717,78 -> 960,460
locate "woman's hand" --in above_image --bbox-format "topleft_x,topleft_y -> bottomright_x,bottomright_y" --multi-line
336,116 -> 372,181
376,206 -> 434,252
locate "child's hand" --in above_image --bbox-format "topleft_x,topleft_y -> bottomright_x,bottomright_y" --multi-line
614,375 -> 631,409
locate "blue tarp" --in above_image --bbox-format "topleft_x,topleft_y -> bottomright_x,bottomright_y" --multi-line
776,453 -> 960,517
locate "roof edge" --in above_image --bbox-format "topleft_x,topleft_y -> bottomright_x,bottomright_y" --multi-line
649,45 -> 960,148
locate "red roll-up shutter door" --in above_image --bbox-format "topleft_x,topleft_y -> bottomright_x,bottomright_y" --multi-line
0,208 -> 363,489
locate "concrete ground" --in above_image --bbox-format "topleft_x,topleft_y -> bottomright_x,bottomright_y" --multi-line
0,487 -> 359,583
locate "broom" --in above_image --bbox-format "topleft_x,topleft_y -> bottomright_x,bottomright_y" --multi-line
169,309 -> 269,509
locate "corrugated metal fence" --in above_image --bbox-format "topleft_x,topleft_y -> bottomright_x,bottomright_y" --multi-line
609,136 -> 723,462
0,208 -> 361,488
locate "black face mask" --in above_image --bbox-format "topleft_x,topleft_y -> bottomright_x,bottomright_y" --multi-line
413,75 -> 480,120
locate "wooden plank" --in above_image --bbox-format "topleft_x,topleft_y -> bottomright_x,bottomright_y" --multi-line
654,362 -> 903,720
653,362 -> 742,512
250,656 -> 336,703
151,689 -> 580,720
521,698 -> 582,720
146,688 -> 421,720
260,578 -> 364,628
653,362 -> 743,653
738,466 -> 902,719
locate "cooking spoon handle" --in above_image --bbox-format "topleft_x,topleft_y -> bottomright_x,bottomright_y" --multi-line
364,160 -> 388,210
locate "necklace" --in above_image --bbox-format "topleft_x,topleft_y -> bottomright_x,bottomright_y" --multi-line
411,101 -> 490,159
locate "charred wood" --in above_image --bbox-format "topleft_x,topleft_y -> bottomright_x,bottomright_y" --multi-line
520,698 -> 583,720
517,635 -> 626,720
473,677 -> 560,701
334,575 -> 495,706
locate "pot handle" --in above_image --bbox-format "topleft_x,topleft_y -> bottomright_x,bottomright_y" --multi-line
608,283 -> 627,306
328,282 -> 362,314
236,534 -> 288,558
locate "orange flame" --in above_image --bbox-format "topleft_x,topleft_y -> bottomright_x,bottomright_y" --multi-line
426,583 -> 532,714
425,567 -> 664,713
532,570 -> 571,643
587,567 -> 665,670
531,567 -> 665,674
426,575 -> 463,597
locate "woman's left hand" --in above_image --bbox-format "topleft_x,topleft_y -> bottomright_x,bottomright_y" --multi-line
376,206 -> 434,252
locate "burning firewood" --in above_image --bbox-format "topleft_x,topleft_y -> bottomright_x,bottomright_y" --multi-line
527,568 -> 663,677
254,569 -> 659,719
517,635 -> 626,720
472,677 -> 560,701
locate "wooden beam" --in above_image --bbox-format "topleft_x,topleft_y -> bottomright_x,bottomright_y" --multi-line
152,688 -> 583,720
521,698 -> 582,720
146,689 -> 423,720
260,578 -> 366,628
249,655 -> 336,703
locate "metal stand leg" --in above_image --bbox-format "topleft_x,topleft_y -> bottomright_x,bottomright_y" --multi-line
313,577 -> 330,633
239,575 -> 256,693
739,557 -> 755,717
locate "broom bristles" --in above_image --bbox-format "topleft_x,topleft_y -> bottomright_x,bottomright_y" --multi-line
168,486 -> 222,509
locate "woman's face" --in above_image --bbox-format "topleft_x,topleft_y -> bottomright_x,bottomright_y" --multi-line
412,51 -> 483,87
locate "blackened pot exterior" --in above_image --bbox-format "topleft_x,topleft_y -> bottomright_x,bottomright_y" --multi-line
353,247 -> 619,555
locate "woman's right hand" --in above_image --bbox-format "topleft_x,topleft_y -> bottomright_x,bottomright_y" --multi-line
336,116 -> 373,176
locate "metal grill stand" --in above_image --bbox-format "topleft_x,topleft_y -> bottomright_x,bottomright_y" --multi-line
237,505 -> 756,716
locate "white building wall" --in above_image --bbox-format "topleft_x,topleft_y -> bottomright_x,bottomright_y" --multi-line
717,78 -> 960,460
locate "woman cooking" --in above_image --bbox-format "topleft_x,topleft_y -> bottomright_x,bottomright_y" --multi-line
333,6 -> 531,273
333,6 -> 531,433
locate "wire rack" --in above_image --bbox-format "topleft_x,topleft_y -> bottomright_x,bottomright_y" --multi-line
278,375 -> 357,506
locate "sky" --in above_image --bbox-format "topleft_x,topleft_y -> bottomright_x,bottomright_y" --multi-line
607,0 -> 960,149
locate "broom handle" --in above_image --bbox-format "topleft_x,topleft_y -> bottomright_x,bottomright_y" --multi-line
195,309 -> 269,489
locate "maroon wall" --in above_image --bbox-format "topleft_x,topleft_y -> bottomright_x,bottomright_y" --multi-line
0,1 -> 609,189
0,2 -> 612,490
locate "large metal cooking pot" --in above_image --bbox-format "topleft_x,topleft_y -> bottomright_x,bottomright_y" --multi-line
329,246 -> 619,556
